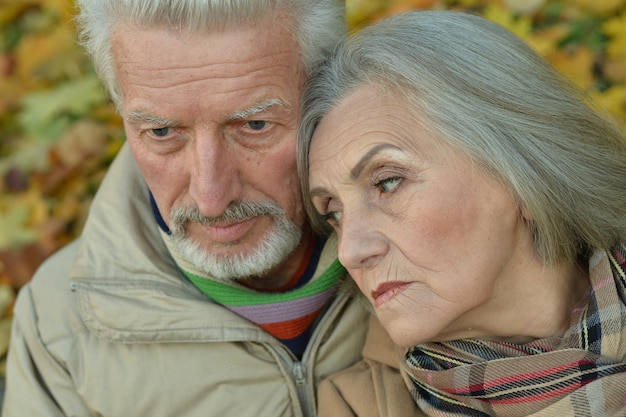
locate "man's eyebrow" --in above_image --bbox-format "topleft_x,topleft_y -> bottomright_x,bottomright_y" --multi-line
126,111 -> 180,126
226,98 -> 289,120
350,144 -> 401,180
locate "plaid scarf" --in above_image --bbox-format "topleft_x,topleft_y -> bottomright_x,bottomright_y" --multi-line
403,244 -> 626,416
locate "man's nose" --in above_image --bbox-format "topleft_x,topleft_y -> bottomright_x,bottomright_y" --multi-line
188,133 -> 242,217
337,211 -> 388,270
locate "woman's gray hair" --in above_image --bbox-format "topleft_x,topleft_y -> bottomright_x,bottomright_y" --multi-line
75,0 -> 345,108
298,10 -> 626,264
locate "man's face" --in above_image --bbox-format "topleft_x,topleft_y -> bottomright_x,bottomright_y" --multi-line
111,16 -> 309,283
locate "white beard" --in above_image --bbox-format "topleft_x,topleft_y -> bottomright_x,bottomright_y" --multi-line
168,201 -> 302,281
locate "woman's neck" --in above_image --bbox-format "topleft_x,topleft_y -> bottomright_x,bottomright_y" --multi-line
488,257 -> 590,343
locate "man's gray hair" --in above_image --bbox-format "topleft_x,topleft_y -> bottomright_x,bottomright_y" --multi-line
75,0 -> 345,108
298,10 -> 626,264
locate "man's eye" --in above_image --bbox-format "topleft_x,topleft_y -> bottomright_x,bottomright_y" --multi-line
375,177 -> 402,193
246,120 -> 267,131
151,127 -> 171,137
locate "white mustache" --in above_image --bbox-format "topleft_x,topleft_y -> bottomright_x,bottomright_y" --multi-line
169,201 -> 285,233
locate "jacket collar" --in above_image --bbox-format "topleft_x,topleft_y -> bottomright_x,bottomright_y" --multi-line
67,143 -> 343,344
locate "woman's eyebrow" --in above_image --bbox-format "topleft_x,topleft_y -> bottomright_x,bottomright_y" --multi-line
350,144 -> 401,180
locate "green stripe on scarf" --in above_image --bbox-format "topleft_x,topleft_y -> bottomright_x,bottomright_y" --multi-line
183,259 -> 345,306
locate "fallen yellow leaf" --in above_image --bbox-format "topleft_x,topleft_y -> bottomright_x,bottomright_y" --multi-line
505,0 -> 547,15
483,3 -> 532,39
549,47 -> 595,90
15,26 -> 77,88
574,0 -> 626,15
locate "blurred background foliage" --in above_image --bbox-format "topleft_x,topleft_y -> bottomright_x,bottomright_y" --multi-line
0,0 -> 625,377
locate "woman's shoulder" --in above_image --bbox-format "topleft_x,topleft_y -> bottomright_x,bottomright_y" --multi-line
317,316 -> 424,417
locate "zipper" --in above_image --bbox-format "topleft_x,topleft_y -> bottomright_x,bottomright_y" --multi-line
271,293 -> 350,417
293,362 -> 306,388
292,360 -> 309,416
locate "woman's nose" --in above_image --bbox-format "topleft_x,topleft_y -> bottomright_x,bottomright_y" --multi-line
337,212 -> 388,270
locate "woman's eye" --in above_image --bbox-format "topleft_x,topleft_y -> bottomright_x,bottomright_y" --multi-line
246,120 -> 267,131
151,127 -> 171,137
375,177 -> 402,193
317,211 -> 341,227
320,211 -> 341,225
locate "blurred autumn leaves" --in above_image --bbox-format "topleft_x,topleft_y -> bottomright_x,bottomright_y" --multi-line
0,0 -> 625,374
0,0 -> 126,376
1,0 -> 124,289
349,0 -> 626,122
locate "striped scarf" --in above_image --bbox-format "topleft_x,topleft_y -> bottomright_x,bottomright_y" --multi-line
150,195 -> 343,357
158,228 -> 341,357
181,257 -> 343,357
403,244 -> 626,416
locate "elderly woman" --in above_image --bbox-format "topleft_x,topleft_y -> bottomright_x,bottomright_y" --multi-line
298,10 -> 626,417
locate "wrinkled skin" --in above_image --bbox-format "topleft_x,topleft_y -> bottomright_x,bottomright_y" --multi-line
308,86 -> 588,348
112,14 -> 311,289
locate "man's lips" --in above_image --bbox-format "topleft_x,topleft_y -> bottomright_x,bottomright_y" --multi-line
201,217 -> 258,243
371,281 -> 411,308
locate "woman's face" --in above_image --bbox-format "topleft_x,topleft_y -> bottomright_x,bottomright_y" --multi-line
308,86 -> 535,348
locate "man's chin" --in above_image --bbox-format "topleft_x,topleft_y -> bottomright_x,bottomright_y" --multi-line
171,227 -> 302,282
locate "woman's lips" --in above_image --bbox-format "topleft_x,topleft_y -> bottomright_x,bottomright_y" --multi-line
371,281 -> 411,308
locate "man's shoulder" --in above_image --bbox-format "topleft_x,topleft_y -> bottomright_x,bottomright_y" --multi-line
27,240 -> 80,294
14,237 -> 83,343
13,240 -> 82,336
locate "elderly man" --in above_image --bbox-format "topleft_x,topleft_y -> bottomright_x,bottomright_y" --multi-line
2,1 -> 369,416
